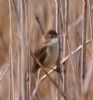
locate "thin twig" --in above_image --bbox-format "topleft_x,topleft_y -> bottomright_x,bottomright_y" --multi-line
35,14 -> 45,34
88,0 -> 93,40
17,48 -> 21,100
31,70 -> 41,99
82,0 -> 87,80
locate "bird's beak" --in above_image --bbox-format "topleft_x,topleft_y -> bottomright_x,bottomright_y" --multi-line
56,34 -> 63,38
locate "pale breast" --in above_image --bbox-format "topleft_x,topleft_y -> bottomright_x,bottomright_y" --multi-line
44,39 -> 59,67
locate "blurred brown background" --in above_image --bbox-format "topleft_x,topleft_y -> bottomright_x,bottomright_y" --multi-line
0,0 -> 93,100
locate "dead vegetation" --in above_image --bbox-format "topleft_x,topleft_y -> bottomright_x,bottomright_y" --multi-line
0,0 -> 93,100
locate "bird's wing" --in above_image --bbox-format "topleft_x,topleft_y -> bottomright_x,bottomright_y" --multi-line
32,46 -> 47,73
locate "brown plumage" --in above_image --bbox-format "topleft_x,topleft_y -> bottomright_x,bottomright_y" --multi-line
32,46 -> 47,73
32,30 -> 59,73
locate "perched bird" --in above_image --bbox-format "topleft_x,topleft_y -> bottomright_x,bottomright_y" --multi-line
32,30 -> 59,73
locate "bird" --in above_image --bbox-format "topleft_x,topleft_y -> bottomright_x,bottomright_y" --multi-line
32,30 -> 59,73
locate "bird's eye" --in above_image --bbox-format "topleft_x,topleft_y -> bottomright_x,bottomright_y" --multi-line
51,35 -> 53,38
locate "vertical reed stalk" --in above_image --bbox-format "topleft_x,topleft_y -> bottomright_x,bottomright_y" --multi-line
82,0 -> 87,81
8,0 -> 15,99
55,0 -> 63,99
18,0 -> 27,100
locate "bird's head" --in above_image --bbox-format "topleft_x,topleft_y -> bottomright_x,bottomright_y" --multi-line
45,30 -> 58,43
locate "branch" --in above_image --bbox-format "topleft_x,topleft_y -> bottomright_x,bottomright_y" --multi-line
35,14 -> 45,34
82,0 -> 87,80
31,70 -> 41,99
